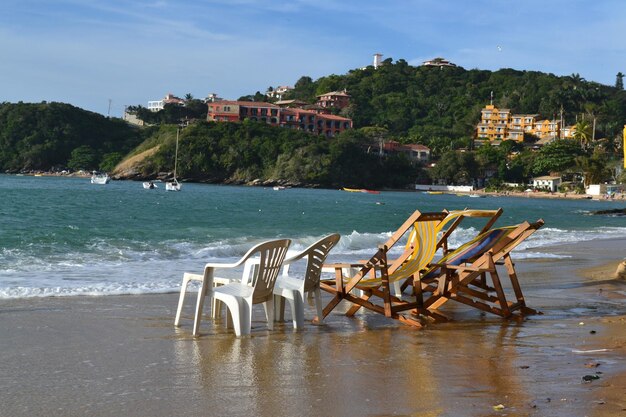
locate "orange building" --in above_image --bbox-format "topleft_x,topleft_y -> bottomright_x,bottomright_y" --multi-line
207,101 -> 352,137
316,90 -> 351,109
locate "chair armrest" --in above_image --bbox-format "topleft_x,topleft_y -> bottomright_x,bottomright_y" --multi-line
430,263 -> 493,273
184,271 -> 234,286
323,262 -> 365,269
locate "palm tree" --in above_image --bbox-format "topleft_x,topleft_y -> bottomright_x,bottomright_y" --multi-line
575,152 -> 609,187
616,72 -> 624,90
573,120 -> 592,150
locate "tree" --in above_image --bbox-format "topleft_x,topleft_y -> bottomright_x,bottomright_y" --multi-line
99,152 -> 124,172
430,150 -> 478,185
576,149 -> 611,187
616,72 -> 624,90
67,145 -> 97,171
531,139 -> 583,175
573,120 -> 593,150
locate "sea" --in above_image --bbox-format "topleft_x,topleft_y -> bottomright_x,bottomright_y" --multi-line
1,174 -> 625,299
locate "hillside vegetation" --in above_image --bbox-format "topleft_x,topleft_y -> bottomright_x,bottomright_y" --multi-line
1,59 -> 624,189
285,59 -> 626,144
0,102 -> 146,173
114,122 -> 419,188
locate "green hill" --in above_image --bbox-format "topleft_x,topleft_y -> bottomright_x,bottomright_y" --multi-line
284,59 -> 626,142
0,102 -> 145,173
2,60 -> 624,189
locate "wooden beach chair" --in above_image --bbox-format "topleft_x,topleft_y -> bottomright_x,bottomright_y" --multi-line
417,219 -> 544,319
319,208 -> 502,327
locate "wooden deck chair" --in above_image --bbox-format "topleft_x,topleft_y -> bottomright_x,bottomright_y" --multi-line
319,208 -> 502,327
417,219 -> 544,320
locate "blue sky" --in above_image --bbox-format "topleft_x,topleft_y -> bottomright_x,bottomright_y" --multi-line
2,0 -> 625,117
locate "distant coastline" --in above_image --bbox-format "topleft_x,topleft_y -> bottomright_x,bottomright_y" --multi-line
8,171 -> 626,203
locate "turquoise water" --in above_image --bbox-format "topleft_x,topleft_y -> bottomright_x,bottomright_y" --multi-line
1,174 -> 624,298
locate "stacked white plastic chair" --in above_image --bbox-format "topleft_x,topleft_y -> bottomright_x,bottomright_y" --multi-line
175,239 -> 291,336
273,234 -> 340,329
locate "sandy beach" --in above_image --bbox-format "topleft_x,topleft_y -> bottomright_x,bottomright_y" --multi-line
1,238 -> 625,417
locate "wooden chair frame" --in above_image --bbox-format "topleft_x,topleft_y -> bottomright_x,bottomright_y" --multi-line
417,220 -> 544,320
319,208 -> 503,327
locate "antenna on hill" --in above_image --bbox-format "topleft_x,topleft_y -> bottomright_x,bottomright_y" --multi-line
490,91 -> 494,105
107,99 -> 112,118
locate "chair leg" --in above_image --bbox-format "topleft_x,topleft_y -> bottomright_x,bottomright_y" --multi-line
218,295 -> 247,336
263,297 -> 275,331
211,282 -> 225,319
273,294 -> 286,322
292,291 -> 305,329
313,288 -> 324,324
392,281 -> 402,298
174,274 -> 192,326
192,277 -> 211,336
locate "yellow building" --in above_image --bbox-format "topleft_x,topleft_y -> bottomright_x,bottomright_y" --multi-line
476,104 -> 562,143
476,105 -> 511,141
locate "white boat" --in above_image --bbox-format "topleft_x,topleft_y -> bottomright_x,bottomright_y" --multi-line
165,179 -> 181,191
143,181 -> 157,189
165,128 -> 182,192
90,172 -> 110,184
273,186 -> 285,191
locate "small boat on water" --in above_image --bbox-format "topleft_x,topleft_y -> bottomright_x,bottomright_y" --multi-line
468,193 -> 485,198
143,181 -> 158,189
90,172 -> 110,184
165,179 -> 181,192
424,191 -> 443,195
342,187 -> 380,194
273,186 -> 286,191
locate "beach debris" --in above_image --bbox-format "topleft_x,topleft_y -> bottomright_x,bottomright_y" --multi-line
492,404 -> 505,411
579,321 -> 585,325
590,330 -> 596,334
615,260 -> 626,279
584,362 -> 601,368
519,365 -> 530,369
572,348 -> 611,354
582,374 -> 601,383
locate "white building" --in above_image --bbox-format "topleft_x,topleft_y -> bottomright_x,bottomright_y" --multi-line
532,176 -> 561,192
147,93 -> 185,112
266,86 -> 293,100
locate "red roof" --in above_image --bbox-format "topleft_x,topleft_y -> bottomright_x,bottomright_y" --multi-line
319,114 -> 351,121
317,90 -> 351,98
212,100 -> 279,108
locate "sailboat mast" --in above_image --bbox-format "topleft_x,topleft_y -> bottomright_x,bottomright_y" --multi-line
174,128 -> 179,179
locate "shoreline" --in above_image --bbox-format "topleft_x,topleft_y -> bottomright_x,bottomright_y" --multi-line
7,172 -> 626,202
2,239 -> 626,416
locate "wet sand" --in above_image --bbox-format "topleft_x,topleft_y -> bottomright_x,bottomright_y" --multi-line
1,239 -> 625,417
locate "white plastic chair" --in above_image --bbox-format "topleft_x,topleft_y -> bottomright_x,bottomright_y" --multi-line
175,239 -> 291,336
273,234 -> 340,329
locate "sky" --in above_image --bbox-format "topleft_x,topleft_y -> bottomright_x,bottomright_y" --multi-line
1,0 -> 625,117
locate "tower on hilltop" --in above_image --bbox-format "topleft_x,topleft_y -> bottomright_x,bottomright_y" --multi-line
373,53 -> 383,69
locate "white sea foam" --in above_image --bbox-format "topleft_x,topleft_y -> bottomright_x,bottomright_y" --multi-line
2,225 -> 625,299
